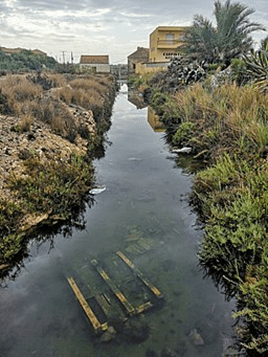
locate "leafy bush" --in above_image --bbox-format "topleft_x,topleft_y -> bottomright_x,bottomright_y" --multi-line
172,122 -> 196,145
0,49 -> 57,72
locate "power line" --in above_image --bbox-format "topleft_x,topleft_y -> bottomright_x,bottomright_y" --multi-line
112,57 -> 127,64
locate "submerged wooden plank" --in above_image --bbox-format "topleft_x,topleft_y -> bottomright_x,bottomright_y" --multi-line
67,276 -> 108,332
116,251 -> 163,299
135,301 -> 153,314
91,259 -> 135,315
94,293 -> 111,317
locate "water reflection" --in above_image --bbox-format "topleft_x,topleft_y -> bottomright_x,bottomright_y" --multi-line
0,86 -> 236,357
0,197 -> 93,282
147,106 -> 165,132
127,91 -> 164,132
127,91 -> 147,109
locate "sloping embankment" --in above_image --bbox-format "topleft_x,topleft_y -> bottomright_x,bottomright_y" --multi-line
0,72 -> 117,276
142,73 -> 268,356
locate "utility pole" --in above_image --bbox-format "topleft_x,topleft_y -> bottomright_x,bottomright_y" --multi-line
62,51 -> 65,64
71,52 -> 74,64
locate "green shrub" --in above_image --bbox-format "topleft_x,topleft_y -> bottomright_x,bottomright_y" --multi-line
172,122 -> 195,145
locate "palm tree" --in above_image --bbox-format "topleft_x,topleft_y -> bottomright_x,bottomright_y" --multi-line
183,0 -> 266,66
183,15 -> 217,63
260,36 -> 268,52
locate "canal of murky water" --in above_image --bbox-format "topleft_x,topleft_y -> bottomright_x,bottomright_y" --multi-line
0,86 -> 235,357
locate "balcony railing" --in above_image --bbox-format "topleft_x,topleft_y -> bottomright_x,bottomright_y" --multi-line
157,40 -> 180,47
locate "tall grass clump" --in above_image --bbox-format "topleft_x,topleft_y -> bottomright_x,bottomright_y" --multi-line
0,73 -> 115,143
193,153 -> 268,354
70,77 -> 107,95
0,75 -> 42,113
0,72 -> 116,275
148,79 -> 268,354
159,83 -> 268,162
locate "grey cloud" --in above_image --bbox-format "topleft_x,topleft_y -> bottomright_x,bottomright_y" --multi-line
17,0 -> 88,12
1,0 -> 267,63
11,0 -> 268,27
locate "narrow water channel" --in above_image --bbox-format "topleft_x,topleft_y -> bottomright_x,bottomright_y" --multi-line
1,87 -> 235,357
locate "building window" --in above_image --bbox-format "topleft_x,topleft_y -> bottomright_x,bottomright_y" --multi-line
165,34 -> 174,44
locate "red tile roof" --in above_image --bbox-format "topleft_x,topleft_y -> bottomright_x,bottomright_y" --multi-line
80,55 -> 109,64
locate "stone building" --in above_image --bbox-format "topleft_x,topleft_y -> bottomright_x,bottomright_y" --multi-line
80,55 -> 110,73
127,47 -> 149,75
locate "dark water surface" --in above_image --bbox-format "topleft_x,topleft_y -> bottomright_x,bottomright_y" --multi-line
0,87 -> 234,357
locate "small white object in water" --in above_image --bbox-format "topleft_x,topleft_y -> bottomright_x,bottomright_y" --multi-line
172,147 -> 192,154
89,186 -> 106,195
128,157 -> 142,161
120,84 -> 128,93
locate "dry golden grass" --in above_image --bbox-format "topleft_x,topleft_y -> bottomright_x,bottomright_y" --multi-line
0,72 -> 114,142
95,74 -> 114,87
70,78 -> 107,95
172,83 -> 268,157
0,75 -> 42,104
54,86 -> 73,105
46,73 -> 67,88
18,114 -> 33,132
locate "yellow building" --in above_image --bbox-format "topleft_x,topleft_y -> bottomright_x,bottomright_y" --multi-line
149,26 -> 187,63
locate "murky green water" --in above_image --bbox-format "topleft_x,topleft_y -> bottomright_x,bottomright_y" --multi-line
0,87 -> 235,357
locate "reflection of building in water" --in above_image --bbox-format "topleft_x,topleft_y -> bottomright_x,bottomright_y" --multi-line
147,106 -> 165,132
127,92 -> 147,109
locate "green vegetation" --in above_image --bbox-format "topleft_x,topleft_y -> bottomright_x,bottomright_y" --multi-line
0,72 -> 116,276
195,154 -> 268,355
142,33 -> 268,354
128,72 -> 157,94
10,153 -> 94,218
244,47 -> 268,93
124,2 -> 268,354
147,82 -> 268,354
0,49 -> 57,72
183,0 -> 266,66
0,153 -> 94,264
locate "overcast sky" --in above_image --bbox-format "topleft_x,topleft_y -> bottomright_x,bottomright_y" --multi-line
0,0 -> 267,64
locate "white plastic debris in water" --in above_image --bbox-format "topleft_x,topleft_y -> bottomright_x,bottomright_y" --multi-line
89,186 -> 106,195
127,157 -> 142,161
172,147 -> 192,154
120,84 -> 128,93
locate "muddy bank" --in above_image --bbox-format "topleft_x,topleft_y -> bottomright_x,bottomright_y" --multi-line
0,72 -> 117,277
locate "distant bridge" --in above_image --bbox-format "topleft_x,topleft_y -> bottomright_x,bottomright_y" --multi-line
117,79 -> 128,85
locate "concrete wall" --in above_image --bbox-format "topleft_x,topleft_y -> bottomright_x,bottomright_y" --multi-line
80,63 -> 110,73
149,26 -> 187,62
135,61 -> 169,75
